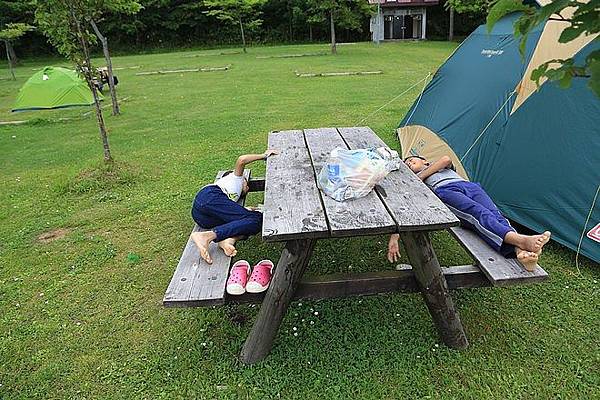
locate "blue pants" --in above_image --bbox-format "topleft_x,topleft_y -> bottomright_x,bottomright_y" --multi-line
435,181 -> 516,257
191,185 -> 262,242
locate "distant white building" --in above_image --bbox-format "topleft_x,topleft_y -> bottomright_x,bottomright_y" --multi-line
369,0 -> 439,41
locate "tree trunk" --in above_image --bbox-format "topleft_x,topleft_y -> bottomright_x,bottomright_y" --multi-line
330,11 -> 337,55
6,41 -> 18,66
448,7 -> 455,42
288,5 -> 293,41
309,25 -> 313,42
90,19 -> 120,116
69,4 -> 113,162
88,74 -> 112,162
4,41 -> 15,80
239,17 -> 247,53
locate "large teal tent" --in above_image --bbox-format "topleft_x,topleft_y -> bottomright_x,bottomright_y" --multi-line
12,66 -> 102,112
397,8 -> 600,264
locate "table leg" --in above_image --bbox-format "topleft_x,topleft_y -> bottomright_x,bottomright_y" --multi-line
400,231 -> 469,349
240,239 -> 316,364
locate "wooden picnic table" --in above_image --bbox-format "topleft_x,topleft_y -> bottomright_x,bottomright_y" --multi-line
239,126 -> 466,364
163,126 -> 549,365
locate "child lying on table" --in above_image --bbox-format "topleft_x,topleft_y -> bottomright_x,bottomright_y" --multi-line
387,155 -> 551,271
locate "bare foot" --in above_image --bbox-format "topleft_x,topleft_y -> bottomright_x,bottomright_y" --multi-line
516,247 -> 539,272
218,238 -> 238,257
538,231 -> 551,250
519,231 -> 551,253
191,231 -> 216,264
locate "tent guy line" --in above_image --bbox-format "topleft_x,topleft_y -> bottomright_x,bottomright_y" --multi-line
356,73 -> 431,126
460,90 -> 517,162
399,73 -> 432,128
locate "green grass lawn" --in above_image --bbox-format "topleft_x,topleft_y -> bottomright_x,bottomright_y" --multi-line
0,42 -> 598,399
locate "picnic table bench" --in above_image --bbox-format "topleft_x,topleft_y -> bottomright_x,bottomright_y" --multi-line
164,126 -> 548,364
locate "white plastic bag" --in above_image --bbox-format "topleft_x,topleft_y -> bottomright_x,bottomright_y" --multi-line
317,147 -> 401,202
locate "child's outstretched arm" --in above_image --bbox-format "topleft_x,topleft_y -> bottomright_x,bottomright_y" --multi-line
387,233 -> 400,263
416,156 -> 452,181
234,149 -> 279,176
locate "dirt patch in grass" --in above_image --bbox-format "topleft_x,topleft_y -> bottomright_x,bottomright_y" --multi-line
37,228 -> 71,244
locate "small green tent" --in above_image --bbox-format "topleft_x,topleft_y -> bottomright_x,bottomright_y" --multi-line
12,66 -> 102,112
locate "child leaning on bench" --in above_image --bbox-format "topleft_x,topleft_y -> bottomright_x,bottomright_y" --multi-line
191,149 -> 278,264
387,155 -> 551,272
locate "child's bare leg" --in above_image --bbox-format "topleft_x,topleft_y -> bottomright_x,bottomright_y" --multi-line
218,237 -> 240,257
515,247 -> 539,272
191,231 -> 217,264
505,231 -> 551,253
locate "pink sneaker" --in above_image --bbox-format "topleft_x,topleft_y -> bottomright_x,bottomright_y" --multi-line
226,260 -> 250,296
246,260 -> 274,293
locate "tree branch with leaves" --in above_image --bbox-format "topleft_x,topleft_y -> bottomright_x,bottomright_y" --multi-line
0,23 -> 33,80
87,1 -> 141,116
307,0 -> 373,55
487,0 -> 599,97
203,0 -> 266,53
36,0 -> 113,161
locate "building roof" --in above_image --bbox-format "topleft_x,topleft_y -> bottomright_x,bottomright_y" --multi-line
369,0 -> 439,6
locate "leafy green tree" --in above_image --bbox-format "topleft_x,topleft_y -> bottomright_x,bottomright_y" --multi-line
263,0 -> 308,41
0,0 -> 36,65
446,0 -> 489,41
447,0 -> 488,14
35,0 -> 114,161
487,0 -> 599,97
204,0 -> 267,53
99,0 -> 209,46
0,23 -> 33,80
307,0 -> 373,54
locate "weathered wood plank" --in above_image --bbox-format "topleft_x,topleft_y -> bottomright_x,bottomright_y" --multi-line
401,231 -> 469,349
163,224 -> 232,307
135,65 -> 230,76
240,239 -> 316,364
449,226 -> 549,287
163,170 -> 251,307
262,130 -> 329,242
257,52 -> 327,59
303,127 -> 396,237
295,71 -> 383,77
338,126 -> 459,231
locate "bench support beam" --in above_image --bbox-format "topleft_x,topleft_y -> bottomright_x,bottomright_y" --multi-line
240,239 -> 316,364
225,265 -> 490,305
167,265 -> 491,307
248,177 -> 265,192
400,231 -> 469,349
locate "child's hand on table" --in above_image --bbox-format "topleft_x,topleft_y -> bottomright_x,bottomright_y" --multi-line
264,149 -> 279,159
